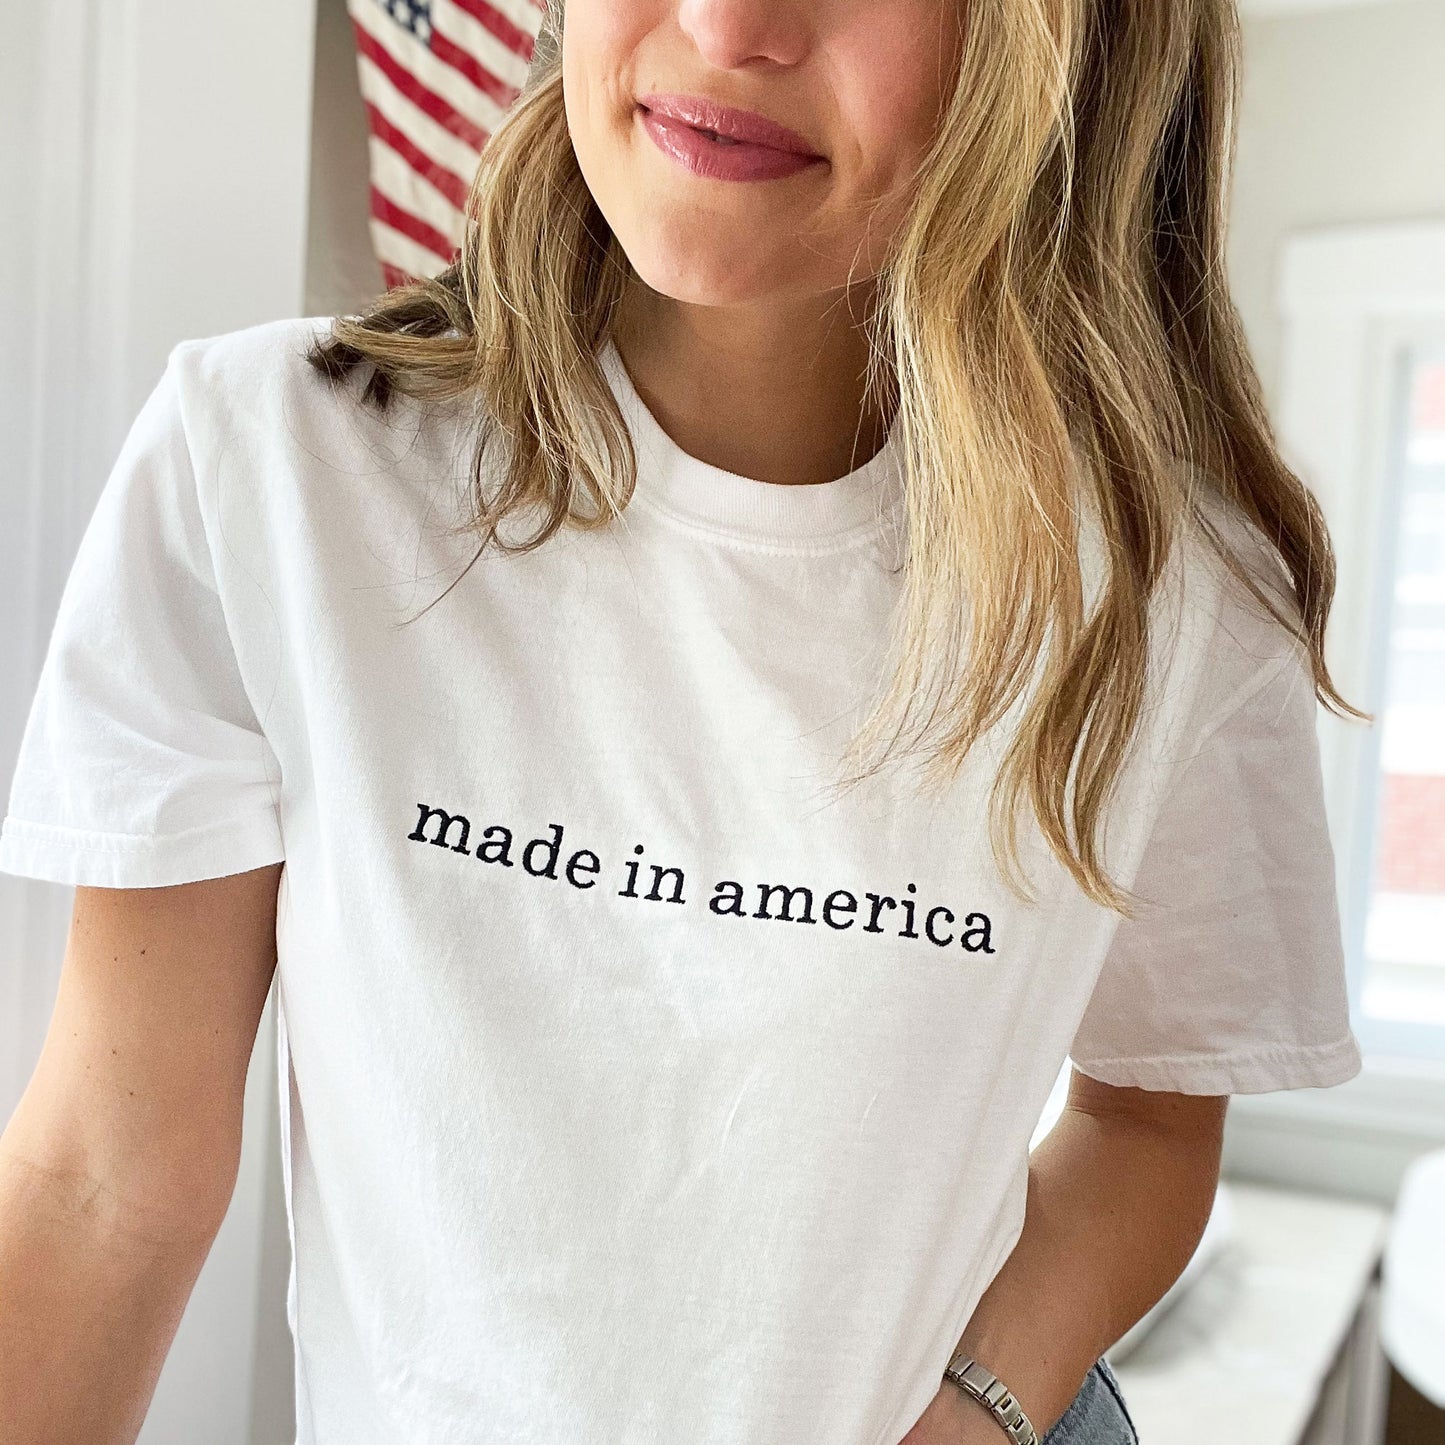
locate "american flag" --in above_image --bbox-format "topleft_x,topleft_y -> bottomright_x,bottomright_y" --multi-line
346,0 -> 548,289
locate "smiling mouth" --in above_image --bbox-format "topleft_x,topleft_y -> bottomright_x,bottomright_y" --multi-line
634,97 -> 824,159
634,101 -> 826,182
638,106 -> 743,147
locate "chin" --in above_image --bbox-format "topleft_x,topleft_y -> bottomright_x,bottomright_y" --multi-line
615,223 -> 798,309
627,265 -> 764,310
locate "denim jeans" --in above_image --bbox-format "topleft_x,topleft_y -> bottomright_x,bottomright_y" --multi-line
1040,1356 -> 1139,1445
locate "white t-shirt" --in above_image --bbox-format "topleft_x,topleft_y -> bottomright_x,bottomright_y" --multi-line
0,317 -> 1362,1445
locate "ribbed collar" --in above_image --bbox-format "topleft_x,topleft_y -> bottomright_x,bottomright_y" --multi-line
598,337 -> 904,549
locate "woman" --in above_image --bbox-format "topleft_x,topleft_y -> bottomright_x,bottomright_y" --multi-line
0,0 -> 1363,1442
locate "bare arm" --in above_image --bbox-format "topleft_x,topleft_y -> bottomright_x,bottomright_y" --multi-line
0,862 -> 284,1445
904,1070 -> 1228,1443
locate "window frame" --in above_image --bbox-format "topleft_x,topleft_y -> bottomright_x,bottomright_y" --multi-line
1344,335 -> 1445,1048
1217,225 -> 1445,1199
1275,224 -> 1445,1067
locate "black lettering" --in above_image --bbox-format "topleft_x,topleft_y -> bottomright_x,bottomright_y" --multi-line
961,912 -> 995,954
821,889 -> 857,930
619,844 -> 645,898
898,883 -> 920,939
522,823 -> 564,879
925,906 -> 955,947
565,849 -> 600,889
475,824 -> 513,865
709,880 -> 746,916
645,864 -> 687,904
862,892 -> 896,934
753,882 -> 816,923
409,803 -> 471,854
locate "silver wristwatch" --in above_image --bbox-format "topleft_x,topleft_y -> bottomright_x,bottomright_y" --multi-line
942,1351 -> 1040,1445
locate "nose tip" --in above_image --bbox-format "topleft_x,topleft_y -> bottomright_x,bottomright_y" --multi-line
676,0 -> 814,72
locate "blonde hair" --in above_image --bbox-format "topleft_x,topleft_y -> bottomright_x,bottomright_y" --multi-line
307,0 -> 1359,912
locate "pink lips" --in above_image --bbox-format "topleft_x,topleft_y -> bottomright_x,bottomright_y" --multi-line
636,92 -> 826,183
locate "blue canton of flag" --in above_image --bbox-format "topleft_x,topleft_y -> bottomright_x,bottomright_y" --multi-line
385,0 -> 434,44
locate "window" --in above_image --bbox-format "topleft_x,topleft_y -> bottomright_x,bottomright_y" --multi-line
1353,347 -> 1445,1029
1276,221 -> 1445,1077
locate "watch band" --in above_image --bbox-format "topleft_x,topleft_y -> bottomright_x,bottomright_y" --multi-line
942,1351 -> 1040,1445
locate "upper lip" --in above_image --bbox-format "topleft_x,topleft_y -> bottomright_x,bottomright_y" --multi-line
636,93 -> 823,158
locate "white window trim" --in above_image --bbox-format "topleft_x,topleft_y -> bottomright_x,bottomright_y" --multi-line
1226,221 -> 1445,1199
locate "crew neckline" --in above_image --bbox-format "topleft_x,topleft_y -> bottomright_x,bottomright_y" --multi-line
598,337 -> 904,549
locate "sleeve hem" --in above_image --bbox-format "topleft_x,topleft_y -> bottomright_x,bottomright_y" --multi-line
0,812 -> 285,889
1068,1031 -> 1363,1095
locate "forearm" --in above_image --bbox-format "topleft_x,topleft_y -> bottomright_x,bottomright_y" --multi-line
0,1142 -> 220,1445
949,1103 -> 1220,1437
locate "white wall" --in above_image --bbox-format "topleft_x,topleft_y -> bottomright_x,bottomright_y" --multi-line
0,2 -> 318,1441
1230,0 -> 1445,410
0,0 -> 60,1119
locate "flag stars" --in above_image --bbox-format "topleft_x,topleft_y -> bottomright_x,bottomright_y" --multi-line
384,0 -> 433,42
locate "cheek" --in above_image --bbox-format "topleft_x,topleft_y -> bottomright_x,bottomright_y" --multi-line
562,2 -> 650,178
830,4 -> 959,195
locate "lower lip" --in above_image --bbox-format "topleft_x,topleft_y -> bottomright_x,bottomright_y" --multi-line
637,105 -> 824,182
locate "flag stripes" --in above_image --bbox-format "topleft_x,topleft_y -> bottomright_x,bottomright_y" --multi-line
346,0 -> 545,285
365,109 -> 470,217
357,57 -> 482,185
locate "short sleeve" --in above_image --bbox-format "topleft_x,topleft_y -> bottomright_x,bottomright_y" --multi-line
1068,613 -> 1364,1096
0,343 -> 286,888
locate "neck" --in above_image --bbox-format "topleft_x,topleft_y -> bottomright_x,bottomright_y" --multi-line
609,277 -> 894,487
